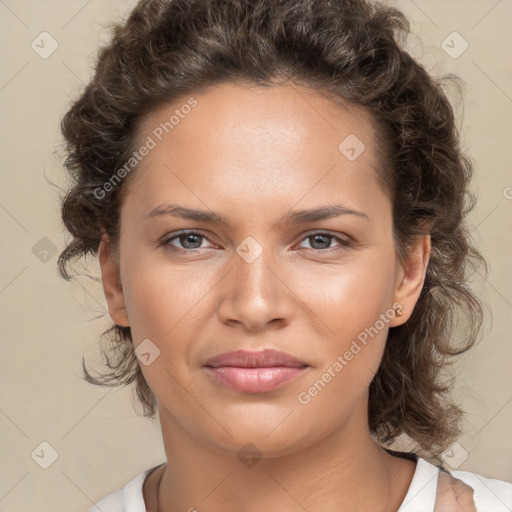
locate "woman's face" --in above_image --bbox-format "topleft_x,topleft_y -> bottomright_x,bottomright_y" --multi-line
100,82 -> 429,457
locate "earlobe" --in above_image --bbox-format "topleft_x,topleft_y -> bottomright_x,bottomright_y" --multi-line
98,234 -> 130,328
389,234 -> 431,327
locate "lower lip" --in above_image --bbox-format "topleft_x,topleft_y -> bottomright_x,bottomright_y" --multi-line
204,366 -> 308,393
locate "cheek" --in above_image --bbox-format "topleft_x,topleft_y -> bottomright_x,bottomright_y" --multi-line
121,248 -> 209,337
295,315 -> 388,428
290,252 -> 395,404
120,250 -> 221,394
120,261 -> 200,398
290,249 -> 397,339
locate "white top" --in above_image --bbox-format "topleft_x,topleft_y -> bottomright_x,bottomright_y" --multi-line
87,457 -> 512,512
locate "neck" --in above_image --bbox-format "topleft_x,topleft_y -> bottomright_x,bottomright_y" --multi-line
152,403 -> 416,512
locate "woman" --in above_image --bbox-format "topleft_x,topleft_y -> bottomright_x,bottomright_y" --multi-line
57,0 -> 512,510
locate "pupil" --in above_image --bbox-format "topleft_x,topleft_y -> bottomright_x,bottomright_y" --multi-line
313,234 -> 329,249
183,234 -> 200,248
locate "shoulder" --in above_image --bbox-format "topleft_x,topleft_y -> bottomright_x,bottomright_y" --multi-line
397,456 -> 512,512
449,467 -> 512,511
86,463 -> 164,512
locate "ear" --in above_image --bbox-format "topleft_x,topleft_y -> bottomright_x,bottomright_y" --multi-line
98,233 -> 130,327
388,233 -> 431,327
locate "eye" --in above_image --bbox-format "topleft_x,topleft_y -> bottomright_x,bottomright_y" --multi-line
297,231 -> 352,252
160,231 -> 212,252
158,230 -> 353,254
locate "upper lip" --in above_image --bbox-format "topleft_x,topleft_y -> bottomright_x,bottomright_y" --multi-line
204,349 -> 307,368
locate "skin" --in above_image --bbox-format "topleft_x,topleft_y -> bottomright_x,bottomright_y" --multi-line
99,82 -> 431,512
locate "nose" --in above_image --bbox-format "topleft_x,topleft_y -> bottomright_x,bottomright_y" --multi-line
216,243 -> 295,332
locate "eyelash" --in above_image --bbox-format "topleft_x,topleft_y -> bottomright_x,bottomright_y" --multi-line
158,230 -> 353,254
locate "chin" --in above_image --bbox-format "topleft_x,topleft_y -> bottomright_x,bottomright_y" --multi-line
201,417 -> 315,460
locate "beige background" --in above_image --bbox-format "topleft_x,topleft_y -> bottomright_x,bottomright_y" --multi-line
1,0 -> 511,510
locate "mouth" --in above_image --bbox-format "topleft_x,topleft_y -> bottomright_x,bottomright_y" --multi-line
203,349 -> 309,393
204,348 -> 308,368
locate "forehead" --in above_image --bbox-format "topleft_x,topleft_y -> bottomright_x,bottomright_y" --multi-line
135,81 -> 377,157
121,82 -> 387,221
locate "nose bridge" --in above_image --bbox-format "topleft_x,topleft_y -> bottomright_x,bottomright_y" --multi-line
233,234 -> 279,297
217,234 -> 290,329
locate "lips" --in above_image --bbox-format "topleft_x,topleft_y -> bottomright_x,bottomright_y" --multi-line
203,349 -> 308,393
204,349 -> 307,368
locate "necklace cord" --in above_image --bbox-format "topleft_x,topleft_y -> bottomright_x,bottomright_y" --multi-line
156,464 -> 165,512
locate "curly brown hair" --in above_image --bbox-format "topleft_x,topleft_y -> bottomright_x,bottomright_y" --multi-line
57,0 -> 487,463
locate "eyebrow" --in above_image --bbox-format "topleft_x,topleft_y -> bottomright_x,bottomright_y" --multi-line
146,203 -> 369,227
